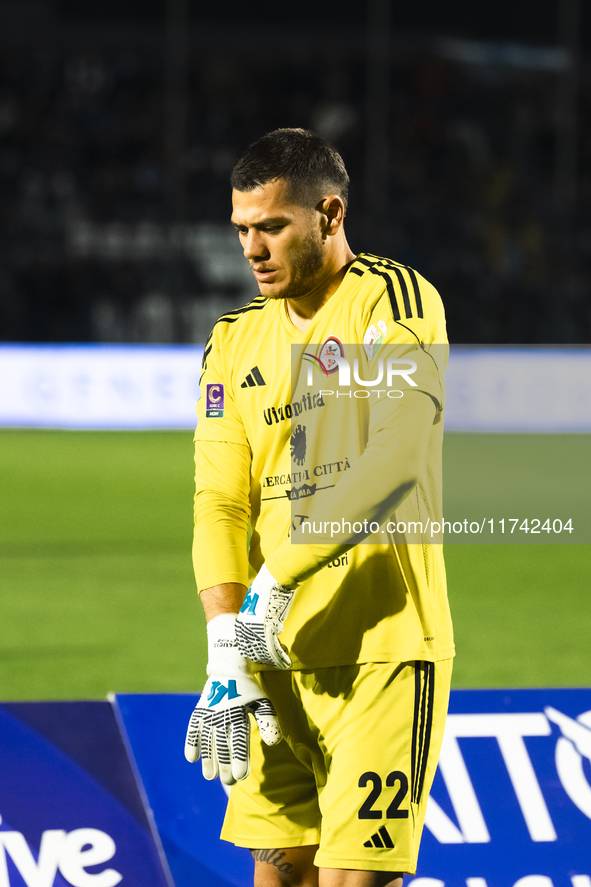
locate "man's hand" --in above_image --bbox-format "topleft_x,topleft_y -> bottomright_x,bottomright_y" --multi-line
235,564 -> 296,669
184,613 -> 282,785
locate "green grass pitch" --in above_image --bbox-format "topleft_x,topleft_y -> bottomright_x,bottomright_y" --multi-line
0,429 -> 589,701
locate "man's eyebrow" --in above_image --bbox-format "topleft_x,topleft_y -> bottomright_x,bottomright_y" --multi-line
231,217 -> 289,229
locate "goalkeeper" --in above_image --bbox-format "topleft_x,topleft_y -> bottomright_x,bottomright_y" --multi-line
185,128 -> 454,887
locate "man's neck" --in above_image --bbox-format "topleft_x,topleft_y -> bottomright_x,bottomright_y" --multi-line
285,244 -> 356,332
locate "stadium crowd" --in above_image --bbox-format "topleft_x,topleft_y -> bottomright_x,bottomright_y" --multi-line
1,28 -> 590,344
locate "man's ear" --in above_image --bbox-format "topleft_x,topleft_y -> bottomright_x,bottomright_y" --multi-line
318,195 -> 345,236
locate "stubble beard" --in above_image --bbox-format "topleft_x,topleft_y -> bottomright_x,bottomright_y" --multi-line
263,230 -> 325,301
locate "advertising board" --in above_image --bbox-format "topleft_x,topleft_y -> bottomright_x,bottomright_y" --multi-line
115,689 -> 591,887
1,345 -> 590,431
0,700 -> 172,887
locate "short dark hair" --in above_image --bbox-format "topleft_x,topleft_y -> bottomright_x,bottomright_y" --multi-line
231,128 -> 349,212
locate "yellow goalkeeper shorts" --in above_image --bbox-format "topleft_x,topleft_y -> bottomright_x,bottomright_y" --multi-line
221,658 -> 452,874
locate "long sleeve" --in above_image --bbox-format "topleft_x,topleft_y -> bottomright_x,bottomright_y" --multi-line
192,439 -> 252,592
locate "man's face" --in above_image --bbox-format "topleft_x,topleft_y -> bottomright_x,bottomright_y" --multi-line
231,179 -> 326,300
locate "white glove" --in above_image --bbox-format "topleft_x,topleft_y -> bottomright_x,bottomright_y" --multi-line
235,564 -> 296,669
184,613 -> 282,785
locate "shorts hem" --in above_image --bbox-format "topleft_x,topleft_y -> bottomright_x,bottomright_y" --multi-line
314,853 -> 416,874
223,833 -> 321,850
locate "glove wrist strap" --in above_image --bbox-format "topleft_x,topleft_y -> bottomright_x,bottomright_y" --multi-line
206,613 -> 249,676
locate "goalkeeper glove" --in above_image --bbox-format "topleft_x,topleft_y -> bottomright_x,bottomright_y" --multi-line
235,564 -> 296,669
184,613 -> 282,785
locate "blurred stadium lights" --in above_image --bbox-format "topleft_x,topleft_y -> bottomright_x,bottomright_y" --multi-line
438,0 -> 581,216
436,38 -> 570,70
65,219 -> 251,342
164,0 -> 190,221
0,0 -> 590,345
365,0 -> 390,226
556,0 -> 580,211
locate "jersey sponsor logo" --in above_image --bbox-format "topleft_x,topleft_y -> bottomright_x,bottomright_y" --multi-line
311,457 -> 351,476
262,471 -> 311,488
286,513 -> 310,536
261,459 -> 351,501
206,383 -> 224,417
303,335 -> 345,377
240,366 -> 266,388
363,324 -> 384,360
262,392 -> 325,425
290,424 -> 306,465
285,483 -> 316,501
327,553 -> 348,568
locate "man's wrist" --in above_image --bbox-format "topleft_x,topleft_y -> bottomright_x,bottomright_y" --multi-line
200,582 -> 248,622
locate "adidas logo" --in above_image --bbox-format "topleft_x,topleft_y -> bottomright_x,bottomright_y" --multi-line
241,367 -> 266,388
364,826 -> 394,849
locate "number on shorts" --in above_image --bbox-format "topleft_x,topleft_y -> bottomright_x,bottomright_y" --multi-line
386,771 -> 409,819
358,772 -> 382,819
358,770 -> 409,820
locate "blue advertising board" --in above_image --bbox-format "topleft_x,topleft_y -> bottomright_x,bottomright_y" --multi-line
0,701 -> 172,887
116,690 -> 591,887
415,689 -> 591,887
2,691 -> 590,886
114,694 -> 253,887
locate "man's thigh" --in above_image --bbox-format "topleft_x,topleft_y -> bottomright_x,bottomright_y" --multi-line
224,659 -> 452,875
221,711 -> 322,850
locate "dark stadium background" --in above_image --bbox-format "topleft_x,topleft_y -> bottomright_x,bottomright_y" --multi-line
1,0 -> 590,702
1,0 -> 590,346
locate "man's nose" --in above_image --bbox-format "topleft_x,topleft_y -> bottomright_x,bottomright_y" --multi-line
243,231 -> 268,260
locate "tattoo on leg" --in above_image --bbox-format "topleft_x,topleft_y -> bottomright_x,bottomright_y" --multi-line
252,849 -> 295,875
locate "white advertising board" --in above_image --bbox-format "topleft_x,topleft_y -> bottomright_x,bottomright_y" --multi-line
445,348 -> 591,432
0,345 -> 590,431
0,345 -> 203,430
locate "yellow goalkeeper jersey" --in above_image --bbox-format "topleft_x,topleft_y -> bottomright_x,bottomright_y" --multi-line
193,253 -> 454,668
